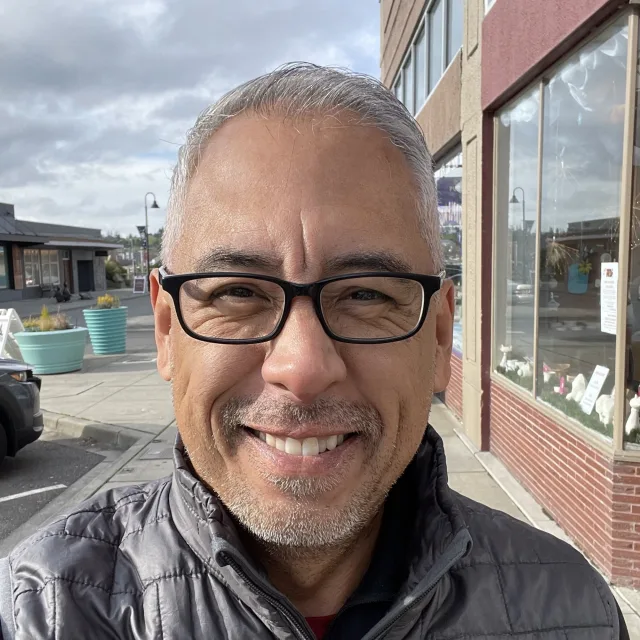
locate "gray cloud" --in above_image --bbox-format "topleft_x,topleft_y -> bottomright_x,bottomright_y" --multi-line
0,0 -> 379,233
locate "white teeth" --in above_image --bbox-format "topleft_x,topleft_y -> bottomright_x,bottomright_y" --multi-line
255,431 -> 349,456
302,437 -> 319,456
285,437 -> 302,456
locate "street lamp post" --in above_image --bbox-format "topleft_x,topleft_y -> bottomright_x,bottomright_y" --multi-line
144,192 -> 160,283
510,187 -> 526,283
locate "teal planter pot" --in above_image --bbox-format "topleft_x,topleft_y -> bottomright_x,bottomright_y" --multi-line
83,307 -> 128,355
14,328 -> 88,375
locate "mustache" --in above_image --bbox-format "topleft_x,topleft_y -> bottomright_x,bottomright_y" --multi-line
219,396 -> 385,439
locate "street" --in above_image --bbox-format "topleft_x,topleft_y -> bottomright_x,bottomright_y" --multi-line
0,434 -> 112,542
0,294 -> 160,550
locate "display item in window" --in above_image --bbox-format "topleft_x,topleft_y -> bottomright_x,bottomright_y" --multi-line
625,395 -> 640,436
595,389 -> 616,427
499,344 -> 512,369
566,374 -> 587,403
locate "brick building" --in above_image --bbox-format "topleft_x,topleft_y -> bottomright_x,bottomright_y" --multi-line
381,0 -> 640,587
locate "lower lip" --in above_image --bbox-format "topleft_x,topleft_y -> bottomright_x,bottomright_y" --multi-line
243,430 -> 361,475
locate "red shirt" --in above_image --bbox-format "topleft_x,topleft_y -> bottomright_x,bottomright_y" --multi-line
305,615 -> 336,639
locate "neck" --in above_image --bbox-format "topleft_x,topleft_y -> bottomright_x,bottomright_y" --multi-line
248,510 -> 383,618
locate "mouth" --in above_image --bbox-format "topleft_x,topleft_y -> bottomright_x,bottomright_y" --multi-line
246,427 -> 355,457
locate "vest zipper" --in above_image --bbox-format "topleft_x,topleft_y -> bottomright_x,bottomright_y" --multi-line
361,529 -> 471,640
220,551 -> 314,640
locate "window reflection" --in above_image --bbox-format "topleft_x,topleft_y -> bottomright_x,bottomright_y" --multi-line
536,22 -> 628,440
435,151 -> 463,355
415,26 -> 427,109
447,0 -> 463,62
403,55 -> 414,115
429,0 -> 444,94
494,88 -> 540,390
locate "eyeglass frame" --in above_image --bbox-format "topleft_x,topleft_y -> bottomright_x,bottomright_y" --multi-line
158,266 -> 446,345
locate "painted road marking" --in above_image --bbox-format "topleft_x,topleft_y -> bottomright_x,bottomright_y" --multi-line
0,484 -> 67,504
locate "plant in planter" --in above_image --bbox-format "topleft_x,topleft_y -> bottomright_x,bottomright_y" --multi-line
15,306 -> 88,374
83,293 -> 128,355
577,259 -> 592,275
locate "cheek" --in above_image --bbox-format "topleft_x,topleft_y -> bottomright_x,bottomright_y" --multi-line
347,337 -> 434,436
170,337 -> 265,423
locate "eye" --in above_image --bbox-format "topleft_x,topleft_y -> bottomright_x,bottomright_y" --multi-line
346,288 -> 391,302
217,286 -> 258,299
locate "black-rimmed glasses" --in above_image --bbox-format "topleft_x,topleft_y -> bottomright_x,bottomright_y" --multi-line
158,266 -> 445,345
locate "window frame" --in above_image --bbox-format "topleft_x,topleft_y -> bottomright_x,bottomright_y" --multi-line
390,0 -> 463,116
490,9 -> 640,459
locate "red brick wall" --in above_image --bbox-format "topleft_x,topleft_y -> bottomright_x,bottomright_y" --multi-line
611,464 -> 640,586
445,354 -> 463,421
490,378 -> 640,587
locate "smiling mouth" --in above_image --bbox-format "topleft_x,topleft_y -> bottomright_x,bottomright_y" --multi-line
246,428 -> 355,457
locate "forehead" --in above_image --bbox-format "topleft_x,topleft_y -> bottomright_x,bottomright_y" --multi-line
177,113 -> 429,274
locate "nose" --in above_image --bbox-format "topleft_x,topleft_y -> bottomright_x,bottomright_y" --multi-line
261,298 -> 347,404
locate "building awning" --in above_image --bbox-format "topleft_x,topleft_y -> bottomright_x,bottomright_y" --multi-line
42,240 -> 123,250
0,234 -> 51,244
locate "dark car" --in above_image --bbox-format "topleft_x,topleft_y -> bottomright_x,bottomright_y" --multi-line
0,359 -> 43,465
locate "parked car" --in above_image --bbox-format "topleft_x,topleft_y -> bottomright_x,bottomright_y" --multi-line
0,359 -> 43,465
507,280 -> 534,304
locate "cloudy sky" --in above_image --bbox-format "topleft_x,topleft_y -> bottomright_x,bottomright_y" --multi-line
0,0 -> 380,236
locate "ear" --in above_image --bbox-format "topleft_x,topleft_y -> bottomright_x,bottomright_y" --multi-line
432,279 -> 454,393
150,269 -> 173,381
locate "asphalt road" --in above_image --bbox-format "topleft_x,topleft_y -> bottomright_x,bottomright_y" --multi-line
0,435 -> 110,543
0,296 -> 158,548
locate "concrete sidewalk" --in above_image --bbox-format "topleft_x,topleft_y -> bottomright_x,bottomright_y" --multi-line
5,289 -> 145,321
30,351 -> 640,631
429,401 -> 640,634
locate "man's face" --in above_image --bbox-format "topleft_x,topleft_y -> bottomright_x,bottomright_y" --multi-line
152,114 -> 453,548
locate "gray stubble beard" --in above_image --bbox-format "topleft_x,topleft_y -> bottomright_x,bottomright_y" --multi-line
215,396 -> 392,549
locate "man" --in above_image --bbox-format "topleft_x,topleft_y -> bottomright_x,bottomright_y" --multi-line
0,64 -> 629,639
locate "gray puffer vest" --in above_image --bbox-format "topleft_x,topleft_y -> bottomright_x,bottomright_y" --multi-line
3,427 -> 625,639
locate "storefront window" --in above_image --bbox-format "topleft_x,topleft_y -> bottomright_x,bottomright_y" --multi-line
494,88 -> 540,390
625,30 -> 640,450
536,22 -> 627,440
493,18 -> 631,442
436,151 -> 463,355
24,249 -> 41,287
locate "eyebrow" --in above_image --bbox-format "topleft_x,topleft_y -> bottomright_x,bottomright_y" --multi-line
325,251 -> 414,274
192,248 -> 414,275
193,248 -> 282,273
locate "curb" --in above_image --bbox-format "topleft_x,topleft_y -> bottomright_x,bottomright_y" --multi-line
43,411 -> 146,451
0,426 -> 162,557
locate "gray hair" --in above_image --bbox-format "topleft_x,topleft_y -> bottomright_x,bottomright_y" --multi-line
161,63 -> 442,271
